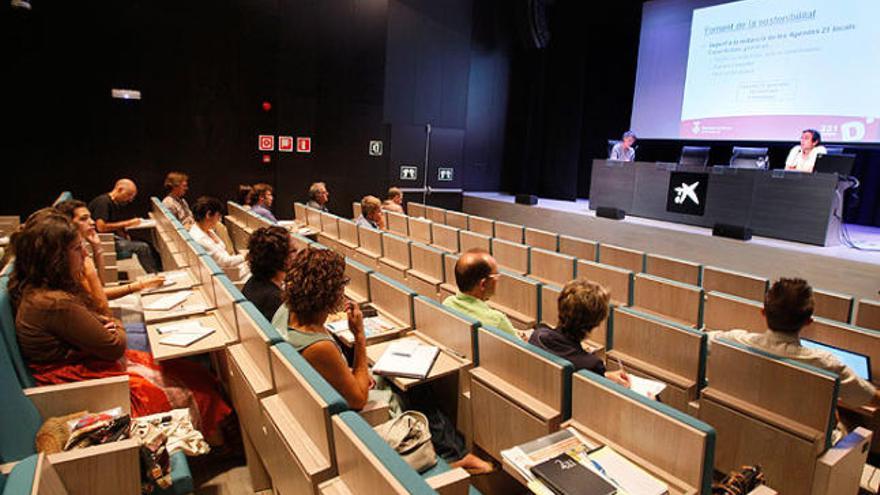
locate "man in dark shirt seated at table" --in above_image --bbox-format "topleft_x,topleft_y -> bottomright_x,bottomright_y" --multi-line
88,178 -> 162,273
242,226 -> 294,320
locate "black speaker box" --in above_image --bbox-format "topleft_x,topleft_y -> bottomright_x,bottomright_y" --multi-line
596,206 -> 625,220
713,223 -> 752,241
515,194 -> 538,205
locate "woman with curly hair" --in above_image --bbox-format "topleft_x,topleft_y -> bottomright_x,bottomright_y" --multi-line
10,210 -> 232,443
282,247 -> 493,474
242,226 -> 293,320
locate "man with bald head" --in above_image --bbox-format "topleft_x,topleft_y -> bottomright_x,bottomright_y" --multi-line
443,248 -> 516,337
89,178 -> 162,273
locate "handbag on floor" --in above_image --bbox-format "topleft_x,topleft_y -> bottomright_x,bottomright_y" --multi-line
374,410 -> 437,473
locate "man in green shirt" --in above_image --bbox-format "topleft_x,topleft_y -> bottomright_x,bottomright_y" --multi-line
443,249 -> 517,337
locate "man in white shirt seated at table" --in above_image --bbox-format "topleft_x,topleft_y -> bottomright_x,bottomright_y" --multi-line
707,278 -> 879,442
609,131 -> 637,162
785,129 -> 827,173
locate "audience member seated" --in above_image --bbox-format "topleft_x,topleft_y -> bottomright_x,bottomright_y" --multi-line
9,210 -> 232,443
609,130 -> 637,162
785,129 -> 828,173
306,181 -> 330,212
56,200 -> 164,311
189,197 -> 250,279
529,279 -> 630,387
382,187 -> 405,214
250,183 -> 278,223
280,247 -> 493,474
708,278 -> 880,437
237,184 -> 254,209
161,171 -> 194,228
88,178 -> 162,273
242,226 -> 293,320
443,249 -> 516,337
354,195 -> 385,230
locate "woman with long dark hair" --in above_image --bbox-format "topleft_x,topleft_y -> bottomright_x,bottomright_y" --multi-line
10,210 -> 232,443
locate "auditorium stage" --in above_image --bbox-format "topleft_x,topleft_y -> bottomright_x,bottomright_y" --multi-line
462,192 -> 880,301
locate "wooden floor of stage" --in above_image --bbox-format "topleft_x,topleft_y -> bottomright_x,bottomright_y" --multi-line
462,192 -> 880,300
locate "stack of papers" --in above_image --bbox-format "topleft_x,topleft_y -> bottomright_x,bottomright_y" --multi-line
503,429 -> 669,495
371,339 -> 439,379
126,218 -> 157,230
143,290 -> 192,311
628,375 -> 667,400
588,446 -> 668,495
502,428 -> 595,484
156,321 -> 216,347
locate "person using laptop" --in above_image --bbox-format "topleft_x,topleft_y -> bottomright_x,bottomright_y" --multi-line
785,129 -> 828,173
708,278 -> 879,411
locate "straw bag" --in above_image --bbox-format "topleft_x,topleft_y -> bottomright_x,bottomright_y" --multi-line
374,411 -> 437,473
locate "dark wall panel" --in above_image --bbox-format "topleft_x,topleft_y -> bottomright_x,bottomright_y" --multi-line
1,0 -> 510,219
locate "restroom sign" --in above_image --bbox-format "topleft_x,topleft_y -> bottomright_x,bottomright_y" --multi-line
438,168 -> 454,181
400,166 -> 418,181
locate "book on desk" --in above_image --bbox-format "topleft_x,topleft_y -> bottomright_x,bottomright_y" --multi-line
531,453 -> 616,495
371,339 -> 440,380
502,428 -> 668,495
325,314 -> 398,345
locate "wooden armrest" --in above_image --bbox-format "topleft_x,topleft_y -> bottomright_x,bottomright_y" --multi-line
358,400 -> 391,426
49,438 -> 141,495
24,376 -> 130,418
426,467 -> 470,495
814,427 -> 872,495
469,368 -> 560,422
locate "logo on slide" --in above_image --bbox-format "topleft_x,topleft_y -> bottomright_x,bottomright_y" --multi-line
674,181 -> 700,205
691,121 -> 701,135
666,172 -> 708,216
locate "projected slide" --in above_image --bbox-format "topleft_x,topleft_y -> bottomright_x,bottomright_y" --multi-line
680,0 -> 880,141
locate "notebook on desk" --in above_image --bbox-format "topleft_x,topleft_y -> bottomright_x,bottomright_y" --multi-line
530,453 -> 616,495
156,320 -> 216,347
143,290 -> 192,311
371,339 -> 439,379
325,314 -> 398,344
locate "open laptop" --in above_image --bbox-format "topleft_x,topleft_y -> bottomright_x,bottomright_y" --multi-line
814,153 -> 855,177
801,338 -> 871,381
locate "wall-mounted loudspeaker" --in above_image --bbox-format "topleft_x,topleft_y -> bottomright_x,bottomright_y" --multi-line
713,223 -> 752,241
596,207 -> 625,220
515,194 -> 538,205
